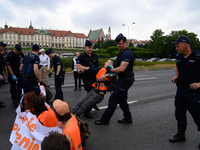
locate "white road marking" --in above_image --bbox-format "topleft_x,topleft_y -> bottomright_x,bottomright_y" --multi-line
49,77 -> 157,88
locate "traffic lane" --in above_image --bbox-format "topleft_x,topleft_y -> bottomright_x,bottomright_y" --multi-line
82,98 -> 199,150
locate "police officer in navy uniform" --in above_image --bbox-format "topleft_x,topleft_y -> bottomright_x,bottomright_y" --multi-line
169,36 -> 200,147
6,44 -> 24,107
95,33 -> 134,125
76,40 -> 100,118
21,44 -> 44,96
46,49 -> 64,101
0,42 -> 7,108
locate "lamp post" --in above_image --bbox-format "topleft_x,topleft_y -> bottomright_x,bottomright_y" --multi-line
122,22 -> 135,39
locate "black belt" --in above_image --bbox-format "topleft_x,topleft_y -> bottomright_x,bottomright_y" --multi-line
177,83 -> 200,93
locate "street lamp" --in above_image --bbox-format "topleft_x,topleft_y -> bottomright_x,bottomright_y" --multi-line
122,22 -> 135,39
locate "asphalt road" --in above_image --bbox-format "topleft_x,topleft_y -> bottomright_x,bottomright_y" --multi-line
1,69 -> 200,150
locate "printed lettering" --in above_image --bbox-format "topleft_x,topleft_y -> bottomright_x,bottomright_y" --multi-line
19,137 -> 30,148
12,123 -> 18,132
29,124 -> 36,132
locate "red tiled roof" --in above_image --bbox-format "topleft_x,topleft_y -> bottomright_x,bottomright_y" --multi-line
0,26 -> 87,38
72,33 -> 88,38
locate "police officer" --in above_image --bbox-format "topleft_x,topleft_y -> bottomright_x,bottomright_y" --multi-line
46,49 -> 64,101
169,36 -> 200,147
0,42 -> 7,108
22,44 -> 44,96
6,44 -> 24,107
95,33 -> 134,125
76,40 -> 100,118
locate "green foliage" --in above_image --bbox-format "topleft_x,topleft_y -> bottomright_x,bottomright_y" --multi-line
106,46 -> 119,55
129,42 -> 133,47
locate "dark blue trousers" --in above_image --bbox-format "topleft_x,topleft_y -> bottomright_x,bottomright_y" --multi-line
175,87 -> 200,131
22,77 -> 40,96
8,74 -> 22,102
100,78 -> 134,123
54,77 -> 64,100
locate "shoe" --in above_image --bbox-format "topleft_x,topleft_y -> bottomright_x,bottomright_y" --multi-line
74,88 -> 77,91
12,101 -> 19,108
84,112 -> 93,118
118,118 -> 132,124
93,105 -> 100,111
0,102 -> 5,108
169,133 -> 186,142
94,120 -> 109,125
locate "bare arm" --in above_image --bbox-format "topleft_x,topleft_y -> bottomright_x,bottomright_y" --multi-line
171,66 -> 178,83
7,65 -> 14,76
34,64 -> 41,81
56,65 -> 61,75
110,61 -> 129,73
76,64 -> 89,71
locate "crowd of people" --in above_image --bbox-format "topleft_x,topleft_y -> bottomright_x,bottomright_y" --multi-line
2,34 -> 199,149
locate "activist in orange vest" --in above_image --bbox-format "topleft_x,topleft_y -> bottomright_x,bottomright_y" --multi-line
72,60 -> 114,117
53,99 -> 82,150
33,96 -> 59,127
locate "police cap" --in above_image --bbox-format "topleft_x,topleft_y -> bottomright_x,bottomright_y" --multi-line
115,33 -> 124,44
45,48 -> 53,55
171,36 -> 190,44
0,42 -> 7,47
15,44 -> 22,52
85,40 -> 93,47
32,44 -> 40,50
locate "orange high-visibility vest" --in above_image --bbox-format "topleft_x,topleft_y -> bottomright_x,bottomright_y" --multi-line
63,115 -> 82,150
92,67 -> 112,92
37,106 -> 59,127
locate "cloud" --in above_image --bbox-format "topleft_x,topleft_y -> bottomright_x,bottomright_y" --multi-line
1,0 -> 200,41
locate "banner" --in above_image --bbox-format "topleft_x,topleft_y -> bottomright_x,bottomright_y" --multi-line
10,106 -> 62,150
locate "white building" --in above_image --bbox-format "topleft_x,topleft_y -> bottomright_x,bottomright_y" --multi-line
0,23 -> 88,48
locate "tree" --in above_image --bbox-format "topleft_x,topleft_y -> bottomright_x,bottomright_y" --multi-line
129,42 -> 133,47
150,29 -> 164,43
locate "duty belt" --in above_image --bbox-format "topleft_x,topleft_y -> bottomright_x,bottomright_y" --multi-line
177,83 -> 200,94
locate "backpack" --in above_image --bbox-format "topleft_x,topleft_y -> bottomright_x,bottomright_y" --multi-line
105,75 -> 118,92
76,116 -> 90,147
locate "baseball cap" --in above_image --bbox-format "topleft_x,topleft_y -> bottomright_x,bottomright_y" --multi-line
171,36 -> 190,44
53,99 -> 70,116
39,48 -> 45,52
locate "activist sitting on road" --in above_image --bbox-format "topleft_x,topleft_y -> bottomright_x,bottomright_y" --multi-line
33,96 -> 59,127
41,132 -> 70,150
72,60 -> 115,118
23,91 -> 37,113
53,99 -> 83,150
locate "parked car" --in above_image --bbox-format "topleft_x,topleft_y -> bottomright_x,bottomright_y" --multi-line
158,58 -> 172,62
171,58 -> 177,62
110,56 -> 117,60
147,58 -> 160,62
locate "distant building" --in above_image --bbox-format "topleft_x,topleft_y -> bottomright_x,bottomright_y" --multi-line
128,39 -> 149,47
0,22 -> 88,48
88,27 -> 111,43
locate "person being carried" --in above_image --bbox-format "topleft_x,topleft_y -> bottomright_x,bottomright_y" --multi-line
72,60 -> 115,118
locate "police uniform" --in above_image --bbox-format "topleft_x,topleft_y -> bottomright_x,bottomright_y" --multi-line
22,44 -> 40,96
0,42 -> 7,108
77,40 -> 99,92
6,44 -> 24,105
168,36 -> 200,145
46,48 -> 64,100
175,50 -> 200,131
95,33 -> 134,124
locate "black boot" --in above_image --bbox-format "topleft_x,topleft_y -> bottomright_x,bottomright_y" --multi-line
169,128 -> 186,142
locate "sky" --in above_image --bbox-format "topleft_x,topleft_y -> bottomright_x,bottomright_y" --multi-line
1,0 -> 200,41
